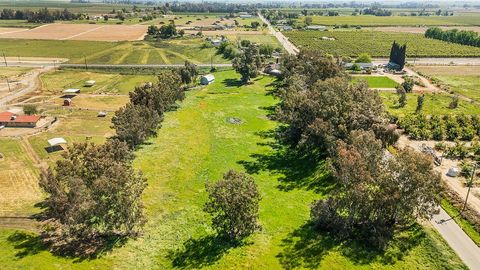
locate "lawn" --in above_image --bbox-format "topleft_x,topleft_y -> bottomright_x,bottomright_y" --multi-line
413,66 -> 480,102
0,19 -> 41,28
285,30 -> 480,57
380,92 -> 480,117
352,76 -> 398,88
0,70 -> 467,269
304,14 -> 480,26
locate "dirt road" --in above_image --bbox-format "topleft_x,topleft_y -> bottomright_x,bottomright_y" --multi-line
0,66 -> 53,108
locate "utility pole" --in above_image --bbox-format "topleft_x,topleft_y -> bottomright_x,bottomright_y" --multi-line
2,52 -> 7,67
462,162 -> 477,212
84,55 -> 88,71
6,78 -> 11,92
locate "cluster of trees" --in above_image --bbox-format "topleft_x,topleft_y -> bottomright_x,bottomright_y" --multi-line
40,64 -> 197,255
388,41 -> 407,70
147,23 -> 184,39
436,140 -> 480,160
399,114 -> 480,141
275,50 -> 440,249
112,66 -> 195,148
361,7 -> 392,16
0,8 -> 79,22
425,27 -> 480,48
40,140 -> 147,256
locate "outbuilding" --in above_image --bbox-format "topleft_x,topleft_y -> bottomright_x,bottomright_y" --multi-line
84,80 -> 96,87
0,112 -> 40,128
63,88 -> 80,94
306,25 -> 327,31
63,98 -> 72,106
47,137 -> 67,152
200,74 -> 215,85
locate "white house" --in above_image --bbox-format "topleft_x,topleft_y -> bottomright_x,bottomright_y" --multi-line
200,74 -> 215,85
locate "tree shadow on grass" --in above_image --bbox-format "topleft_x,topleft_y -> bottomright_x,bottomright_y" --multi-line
223,78 -> 244,88
277,222 -> 427,269
238,130 -> 336,194
168,234 -> 246,269
7,231 -> 46,259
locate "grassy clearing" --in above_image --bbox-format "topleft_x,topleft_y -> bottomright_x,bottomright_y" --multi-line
0,19 -> 41,28
413,66 -> 480,102
0,138 -> 40,217
285,30 -> 480,57
441,199 -> 480,247
305,15 -> 480,26
0,70 -> 467,269
380,92 -> 480,117
352,76 -> 398,88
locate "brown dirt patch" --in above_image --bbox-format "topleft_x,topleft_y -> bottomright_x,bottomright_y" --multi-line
0,23 -> 147,41
414,65 -> 480,76
374,26 -> 480,34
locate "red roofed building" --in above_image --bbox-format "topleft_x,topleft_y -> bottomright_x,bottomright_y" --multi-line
0,112 -> 40,128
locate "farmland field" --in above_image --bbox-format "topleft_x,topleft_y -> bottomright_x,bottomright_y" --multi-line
0,70 -> 468,269
304,14 -> 480,26
0,38 -> 229,64
0,23 -> 147,41
413,66 -> 480,102
352,76 -> 398,88
380,92 -> 480,117
285,30 -> 480,57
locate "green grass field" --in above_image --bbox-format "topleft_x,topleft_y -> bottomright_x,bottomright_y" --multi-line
0,38 -> 229,64
0,19 -> 42,28
380,92 -> 480,117
413,66 -> 480,102
40,70 -> 157,95
285,30 -> 480,57
0,70 -> 468,269
304,14 -> 480,26
352,76 -> 398,88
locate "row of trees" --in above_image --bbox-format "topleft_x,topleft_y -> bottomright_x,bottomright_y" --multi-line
40,63 -> 197,256
0,8 -> 79,22
425,27 -> 480,48
275,50 -> 440,249
399,114 -> 480,141
147,23 -> 184,39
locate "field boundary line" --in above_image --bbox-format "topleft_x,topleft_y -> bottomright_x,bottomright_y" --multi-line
60,25 -> 105,40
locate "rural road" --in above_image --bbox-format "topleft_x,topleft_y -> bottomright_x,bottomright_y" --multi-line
258,13 -> 299,55
431,208 -> 480,270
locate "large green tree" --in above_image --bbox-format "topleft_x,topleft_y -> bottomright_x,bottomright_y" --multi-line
232,43 -> 263,83
311,130 -> 440,249
39,140 -> 147,255
112,103 -> 161,148
204,170 -> 261,241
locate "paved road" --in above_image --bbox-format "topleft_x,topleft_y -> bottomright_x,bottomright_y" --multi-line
258,13 -> 299,55
431,208 -> 480,270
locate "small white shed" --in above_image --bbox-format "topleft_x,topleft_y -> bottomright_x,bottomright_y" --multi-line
200,74 -> 215,85
84,80 -> 96,87
63,88 -> 80,94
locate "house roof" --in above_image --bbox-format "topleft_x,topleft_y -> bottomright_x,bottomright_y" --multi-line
201,74 -> 215,81
0,112 -> 40,123
63,88 -> 80,93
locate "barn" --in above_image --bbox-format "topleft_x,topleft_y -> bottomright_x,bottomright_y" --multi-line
200,74 -> 215,85
0,112 -> 40,128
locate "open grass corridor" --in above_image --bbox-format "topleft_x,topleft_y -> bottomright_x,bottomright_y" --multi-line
0,70 -> 466,269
